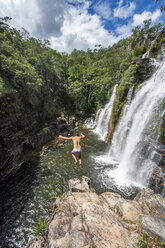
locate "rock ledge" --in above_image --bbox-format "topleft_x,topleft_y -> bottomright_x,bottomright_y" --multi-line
28,176 -> 165,248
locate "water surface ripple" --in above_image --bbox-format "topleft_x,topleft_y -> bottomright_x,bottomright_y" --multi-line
0,129 -> 139,248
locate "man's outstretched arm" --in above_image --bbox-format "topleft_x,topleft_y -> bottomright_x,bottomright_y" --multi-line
80,133 -> 85,138
59,135 -> 72,140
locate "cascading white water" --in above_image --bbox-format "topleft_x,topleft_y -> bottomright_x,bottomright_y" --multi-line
107,58 -> 165,187
94,84 -> 117,140
84,109 -> 102,129
109,85 -> 134,162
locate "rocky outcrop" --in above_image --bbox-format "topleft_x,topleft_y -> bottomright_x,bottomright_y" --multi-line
132,57 -> 154,82
0,119 -> 70,183
28,176 -> 165,248
142,216 -> 165,243
149,167 -> 165,194
106,119 -> 115,145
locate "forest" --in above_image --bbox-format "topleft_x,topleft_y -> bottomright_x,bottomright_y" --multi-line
0,16 -> 165,179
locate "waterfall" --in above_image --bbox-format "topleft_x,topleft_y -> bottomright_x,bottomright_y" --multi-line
107,59 -> 165,188
109,86 -> 134,162
94,84 -> 117,140
84,109 -> 102,129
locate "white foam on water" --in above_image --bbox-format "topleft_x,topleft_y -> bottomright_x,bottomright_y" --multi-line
94,154 -> 119,165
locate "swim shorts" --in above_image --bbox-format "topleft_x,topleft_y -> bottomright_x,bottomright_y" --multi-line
72,149 -> 82,153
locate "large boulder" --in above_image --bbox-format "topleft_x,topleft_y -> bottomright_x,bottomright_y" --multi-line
141,216 -> 165,243
48,177 -> 138,248
148,167 -> 165,194
101,192 -> 143,223
113,199 -> 143,223
28,178 -> 165,248
134,187 -> 165,217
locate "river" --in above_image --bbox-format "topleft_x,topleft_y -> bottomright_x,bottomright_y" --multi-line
0,128 -> 140,248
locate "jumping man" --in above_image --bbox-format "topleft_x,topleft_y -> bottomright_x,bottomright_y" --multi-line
59,133 -> 85,168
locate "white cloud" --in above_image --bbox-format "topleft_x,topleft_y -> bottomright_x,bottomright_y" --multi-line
0,0 -> 41,35
132,9 -> 161,26
50,3 -> 120,53
0,0 -> 66,38
93,0 -> 112,20
115,9 -> 162,38
116,24 -> 132,37
0,0 -> 162,54
0,0 -> 121,53
114,0 -> 136,19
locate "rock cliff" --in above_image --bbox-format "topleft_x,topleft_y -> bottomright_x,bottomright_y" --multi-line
28,176 -> 165,248
0,119 -> 70,183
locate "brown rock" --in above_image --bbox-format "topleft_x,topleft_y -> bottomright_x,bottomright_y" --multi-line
141,215 -> 165,243
45,179 -> 165,248
101,191 -> 143,223
27,237 -> 47,248
113,199 -> 142,222
101,191 -> 123,209
48,177 -> 139,248
148,167 -> 164,194
134,187 -> 165,217
68,176 -> 90,193
82,202 -> 134,248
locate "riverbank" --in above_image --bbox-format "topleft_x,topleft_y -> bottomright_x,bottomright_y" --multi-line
28,176 -> 165,248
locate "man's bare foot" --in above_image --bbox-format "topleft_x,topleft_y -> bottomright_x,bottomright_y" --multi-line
75,161 -> 78,164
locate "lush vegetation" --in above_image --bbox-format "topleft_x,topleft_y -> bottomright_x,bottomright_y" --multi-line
0,17 -> 165,173
0,18 -> 163,119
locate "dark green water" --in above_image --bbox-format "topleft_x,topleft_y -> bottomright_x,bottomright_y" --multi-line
0,128 -> 138,248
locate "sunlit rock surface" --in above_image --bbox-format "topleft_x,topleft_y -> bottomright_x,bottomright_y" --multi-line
28,176 -> 165,248
142,216 -> 165,243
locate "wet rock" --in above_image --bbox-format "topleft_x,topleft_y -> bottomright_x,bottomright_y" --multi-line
133,58 -> 154,82
141,216 -> 165,242
107,119 -> 115,144
149,167 -> 165,194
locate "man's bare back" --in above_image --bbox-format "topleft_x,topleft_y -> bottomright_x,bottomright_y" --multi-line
59,133 -> 85,168
72,136 -> 82,149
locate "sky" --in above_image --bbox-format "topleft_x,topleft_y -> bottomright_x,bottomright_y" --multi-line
0,0 -> 164,53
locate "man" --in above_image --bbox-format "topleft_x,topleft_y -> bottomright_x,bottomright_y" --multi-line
59,133 -> 85,168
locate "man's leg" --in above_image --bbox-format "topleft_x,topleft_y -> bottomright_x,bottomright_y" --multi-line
72,152 -> 78,164
78,153 -> 83,168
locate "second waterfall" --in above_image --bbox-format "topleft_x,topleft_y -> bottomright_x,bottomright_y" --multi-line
93,58 -> 165,196
94,84 -> 117,141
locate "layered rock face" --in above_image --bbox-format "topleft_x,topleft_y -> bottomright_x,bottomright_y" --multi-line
0,119 -> 70,182
28,176 -> 165,248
